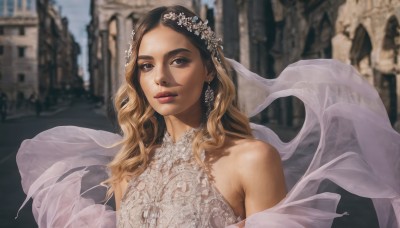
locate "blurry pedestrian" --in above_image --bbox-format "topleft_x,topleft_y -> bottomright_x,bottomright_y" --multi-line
16,91 -> 24,109
29,93 -> 42,117
0,90 -> 7,122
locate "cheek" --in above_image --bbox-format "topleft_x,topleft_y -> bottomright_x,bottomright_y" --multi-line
138,76 -> 153,100
184,83 -> 206,108
179,77 -> 205,101
177,67 -> 206,93
189,80 -> 205,97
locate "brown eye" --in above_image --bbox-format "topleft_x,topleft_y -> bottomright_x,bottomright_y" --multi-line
139,63 -> 154,72
171,58 -> 189,66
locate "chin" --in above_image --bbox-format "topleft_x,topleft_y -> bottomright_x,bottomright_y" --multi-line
152,102 -> 201,118
154,108 -> 181,117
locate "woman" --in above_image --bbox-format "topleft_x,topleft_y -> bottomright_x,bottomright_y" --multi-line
17,5 -> 400,228
110,6 -> 286,227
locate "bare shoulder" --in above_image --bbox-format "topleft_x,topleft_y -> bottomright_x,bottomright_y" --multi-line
226,137 -> 286,216
228,138 -> 281,167
225,137 -> 283,187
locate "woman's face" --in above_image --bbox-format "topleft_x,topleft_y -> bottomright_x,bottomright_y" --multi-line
137,24 -> 210,118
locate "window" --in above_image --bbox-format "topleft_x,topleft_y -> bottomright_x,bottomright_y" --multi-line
19,26 -> 25,36
0,46 -> 3,55
27,0 -> 33,11
18,74 -> 25,83
18,47 -> 25,58
0,27 -> 4,35
7,0 -> 14,16
0,2 -> 3,16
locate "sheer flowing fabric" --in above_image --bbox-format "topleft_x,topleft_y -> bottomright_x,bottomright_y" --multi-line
228,58 -> 400,227
16,127 -> 120,227
16,59 -> 400,227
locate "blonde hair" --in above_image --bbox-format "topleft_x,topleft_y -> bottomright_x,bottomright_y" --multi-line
105,5 -> 253,193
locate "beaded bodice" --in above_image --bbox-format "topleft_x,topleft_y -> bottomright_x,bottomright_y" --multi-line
117,129 -> 241,228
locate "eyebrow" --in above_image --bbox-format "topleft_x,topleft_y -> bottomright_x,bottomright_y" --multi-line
137,48 -> 192,60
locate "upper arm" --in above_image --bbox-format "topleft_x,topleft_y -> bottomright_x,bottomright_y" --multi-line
237,141 -> 287,217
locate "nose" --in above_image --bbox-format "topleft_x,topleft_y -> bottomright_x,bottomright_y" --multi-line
154,65 -> 169,86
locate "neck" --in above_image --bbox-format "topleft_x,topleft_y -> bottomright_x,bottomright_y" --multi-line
163,103 -> 203,142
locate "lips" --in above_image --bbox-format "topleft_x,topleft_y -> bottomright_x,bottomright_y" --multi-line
154,91 -> 177,98
154,91 -> 177,104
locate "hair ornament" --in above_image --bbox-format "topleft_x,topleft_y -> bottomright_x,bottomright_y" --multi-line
125,30 -> 135,66
162,12 -> 223,59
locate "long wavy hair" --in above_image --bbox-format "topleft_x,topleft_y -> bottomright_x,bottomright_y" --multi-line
106,5 -> 253,190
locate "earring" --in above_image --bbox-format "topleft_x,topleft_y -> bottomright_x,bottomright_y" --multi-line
205,80 -> 214,117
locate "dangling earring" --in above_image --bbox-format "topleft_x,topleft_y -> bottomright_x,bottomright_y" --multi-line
205,80 -> 214,117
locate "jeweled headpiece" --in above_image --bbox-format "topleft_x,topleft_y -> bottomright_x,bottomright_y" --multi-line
162,12 -> 223,58
125,12 -> 223,66
125,30 -> 135,66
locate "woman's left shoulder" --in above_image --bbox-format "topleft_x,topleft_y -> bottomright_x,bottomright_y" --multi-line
228,138 -> 281,166
226,138 -> 286,214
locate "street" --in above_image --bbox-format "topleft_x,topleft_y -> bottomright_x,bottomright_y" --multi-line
0,100 -> 116,228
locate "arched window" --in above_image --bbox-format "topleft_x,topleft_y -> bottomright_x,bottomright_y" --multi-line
380,16 -> 399,125
127,13 -> 138,31
302,28 -> 317,58
302,13 -> 333,59
349,25 -> 372,66
108,16 -> 118,95
382,16 -> 400,63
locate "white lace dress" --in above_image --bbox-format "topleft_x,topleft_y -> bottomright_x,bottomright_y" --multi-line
118,130 -> 240,228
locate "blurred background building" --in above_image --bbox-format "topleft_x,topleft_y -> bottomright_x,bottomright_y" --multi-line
37,0 -> 82,109
86,0 -> 400,130
0,0 -> 38,110
214,0 -> 400,129
0,0 -> 81,115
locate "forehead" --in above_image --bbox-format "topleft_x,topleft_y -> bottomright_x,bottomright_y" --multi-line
138,24 -> 198,56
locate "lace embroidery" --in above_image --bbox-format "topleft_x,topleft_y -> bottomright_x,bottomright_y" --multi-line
118,129 -> 241,228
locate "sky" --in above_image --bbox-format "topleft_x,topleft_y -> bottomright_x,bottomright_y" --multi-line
55,0 -> 90,81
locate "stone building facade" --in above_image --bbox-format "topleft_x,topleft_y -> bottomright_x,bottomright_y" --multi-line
60,18 -> 81,96
0,0 -> 80,110
215,0 -> 400,128
37,0 -> 81,106
87,0 -> 201,107
0,0 -> 38,105
333,0 -> 400,127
